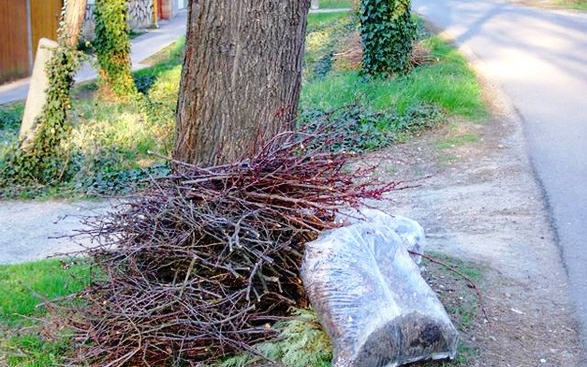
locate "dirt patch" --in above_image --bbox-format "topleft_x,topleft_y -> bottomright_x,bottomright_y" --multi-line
360,76 -> 586,365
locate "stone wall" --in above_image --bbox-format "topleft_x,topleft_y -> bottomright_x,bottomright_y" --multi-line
82,0 -> 153,41
128,0 -> 153,29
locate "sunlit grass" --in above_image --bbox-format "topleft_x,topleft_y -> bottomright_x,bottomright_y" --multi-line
301,35 -> 488,121
318,0 -> 353,8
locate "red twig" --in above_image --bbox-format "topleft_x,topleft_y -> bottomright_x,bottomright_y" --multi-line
51,131 -> 398,366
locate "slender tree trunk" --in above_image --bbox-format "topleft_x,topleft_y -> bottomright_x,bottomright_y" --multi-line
173,0 -> 310,166
63,0 -> 88,48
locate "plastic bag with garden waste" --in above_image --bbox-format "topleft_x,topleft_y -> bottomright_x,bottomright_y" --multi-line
301,214 -> 458,367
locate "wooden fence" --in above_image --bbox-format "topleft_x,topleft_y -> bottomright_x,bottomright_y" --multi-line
0,0 -> 62,84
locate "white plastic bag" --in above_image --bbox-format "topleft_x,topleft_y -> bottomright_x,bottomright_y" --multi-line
335,208 -> 426,264
301,215 -> 458,367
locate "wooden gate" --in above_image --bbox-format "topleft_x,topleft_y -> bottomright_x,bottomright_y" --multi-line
0,0 -> 62,84
30,0 -> 62,59
0,1 -> 29,83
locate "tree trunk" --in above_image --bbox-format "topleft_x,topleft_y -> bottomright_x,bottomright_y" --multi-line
63,0 -> 88,48
173,0 -> 310,166
94,0 -> 136,99
360,0 -> 415,76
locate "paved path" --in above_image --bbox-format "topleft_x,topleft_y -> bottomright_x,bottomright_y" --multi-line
412,0 -> 587,361
0,200 -> 112,265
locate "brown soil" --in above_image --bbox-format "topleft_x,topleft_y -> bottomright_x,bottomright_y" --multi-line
362,72 -> 586,365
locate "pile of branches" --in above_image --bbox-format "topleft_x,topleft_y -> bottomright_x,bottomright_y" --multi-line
57,132 -> 397,366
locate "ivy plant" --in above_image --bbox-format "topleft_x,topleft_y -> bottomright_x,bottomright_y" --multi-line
0,6 -> 81,187
93,0 -> 137,99
359,0 -> 416,76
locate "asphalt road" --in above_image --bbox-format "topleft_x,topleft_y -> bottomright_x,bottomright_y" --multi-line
412,0 -> 587,359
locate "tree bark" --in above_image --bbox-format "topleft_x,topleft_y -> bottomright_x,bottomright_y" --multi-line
63,0 -> 88,48
173,0 -> 310,166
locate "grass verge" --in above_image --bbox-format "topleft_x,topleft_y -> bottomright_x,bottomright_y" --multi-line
0,259 -> 92,367
548,0 -> 587,10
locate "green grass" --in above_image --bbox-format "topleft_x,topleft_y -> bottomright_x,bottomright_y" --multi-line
305,12 -> 354,80
301,33 -> 488,120
307,11 -> 351,30
0,259 -> 93,367
300,12 -> 487,156
316,0 -> 353,9
4,334 -> 67,367
0,104 -> 23,159
0,259 -> 90,326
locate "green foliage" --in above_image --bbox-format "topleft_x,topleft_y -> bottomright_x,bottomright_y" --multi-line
0,105 -> 22,157
300,103 -> 441,152
554,0 -> 587,9
133,35 -> 185,94
0,104 -> 23,130
359,0 -> 416,76
93,0 -> 137,98
4,334 -> 66,367
217,308 -> 332,367
302,11 -> 486,153
301,35 -> 488,122
1,10 -> 486,201
0,40 -> 181,199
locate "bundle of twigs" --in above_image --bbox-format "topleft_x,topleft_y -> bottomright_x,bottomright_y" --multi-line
59,132 -> 397,366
